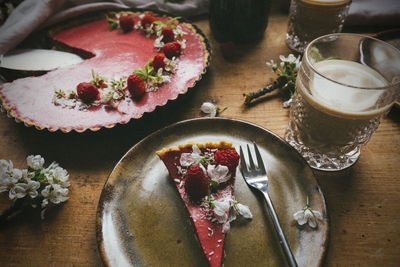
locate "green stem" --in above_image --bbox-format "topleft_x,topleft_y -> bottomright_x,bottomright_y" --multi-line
243,76 -> 288,105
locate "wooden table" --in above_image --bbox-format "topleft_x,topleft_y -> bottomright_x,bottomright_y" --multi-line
0,3 -> 399,266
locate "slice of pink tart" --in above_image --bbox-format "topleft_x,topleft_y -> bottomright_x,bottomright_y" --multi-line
0,11 -> 210,132
156,141 -> 252,267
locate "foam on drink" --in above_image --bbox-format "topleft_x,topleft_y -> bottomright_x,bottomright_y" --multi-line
300,59 -> 389,119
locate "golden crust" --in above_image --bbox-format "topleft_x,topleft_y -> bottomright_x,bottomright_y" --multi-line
156,141 -> 233,156
0,10 -> 210,133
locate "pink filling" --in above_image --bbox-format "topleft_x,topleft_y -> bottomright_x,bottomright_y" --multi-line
0,15 -> 207,131
158,147 -> 235,267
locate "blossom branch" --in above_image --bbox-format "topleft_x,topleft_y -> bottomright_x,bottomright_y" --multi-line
243,54 -> 301,106
0,155 -> 70,222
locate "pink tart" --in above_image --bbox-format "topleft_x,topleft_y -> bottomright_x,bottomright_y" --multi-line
0,11 -> 210,132
156,141 -> 252,267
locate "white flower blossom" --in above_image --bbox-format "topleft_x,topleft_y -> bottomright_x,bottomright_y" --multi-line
41,184 -> 69,205
180,144 -> 202,167
293,197 -> 323,228
100,87 -> 115,103
235,203 -> 253,219
45,163 -> 70,187
22,169 -> 35,180
24,180 -> 41,198
279,54 -> 301,71
0,159 -> 13,179
210,197 -> 252,233
154,35 -> 164,50
0,162 -> 23,196
9,182 -> 27,199
201,102 -> 217,117
283,96 -> 293,108
27,155 -> 45,170
266,59 -> 275,68
213,197 -> 232,224
207,164 -> 230,184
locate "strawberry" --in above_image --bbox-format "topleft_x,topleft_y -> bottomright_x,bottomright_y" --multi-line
214,149 -> 240,173
119,16 -> 134,32
127,74 -> 146,100
161,27 -> 175,43
184,164 -> 209,201
141,14 -> 156,28
162,42 -> 181,59
76,82 -> 99,103
151,53 -> 167,71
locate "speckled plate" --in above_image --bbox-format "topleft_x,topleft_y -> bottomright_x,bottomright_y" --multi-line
96,117 -> 329,267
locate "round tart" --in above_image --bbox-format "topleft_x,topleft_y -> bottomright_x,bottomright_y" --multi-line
0,10 -> 210,132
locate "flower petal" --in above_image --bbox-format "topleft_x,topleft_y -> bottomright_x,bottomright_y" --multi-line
236,203 -> 253,219
201,102 -> 217,117
293,210 -> 307,225
207,164 -> 230,184
312,210 -> 323,221
222,221 -> 231,233
308,215 -> 318,228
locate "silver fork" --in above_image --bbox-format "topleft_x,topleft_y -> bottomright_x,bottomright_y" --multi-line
240,143 -> 298,267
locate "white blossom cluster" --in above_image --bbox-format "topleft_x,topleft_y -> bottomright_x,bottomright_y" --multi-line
153,26 -> 187,51
0,155 -> 70,219
203,195 -> 253,233
53,76 -> 126,110
135,14 -> 187,51
266,54 -> 301,108
145,57 -> 179,92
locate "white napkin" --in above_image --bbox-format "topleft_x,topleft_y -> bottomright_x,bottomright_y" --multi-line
0,0 -> 209,55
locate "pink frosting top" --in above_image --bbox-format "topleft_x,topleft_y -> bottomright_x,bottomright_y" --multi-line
0,14 -> 208,132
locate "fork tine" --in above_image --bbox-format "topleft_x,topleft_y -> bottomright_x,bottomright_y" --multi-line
253,143 -> 266,174
246,144 -> 256,170
239,146 -> 249,175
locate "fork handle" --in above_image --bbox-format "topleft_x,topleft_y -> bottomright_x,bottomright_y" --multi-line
262,191 -> 298,267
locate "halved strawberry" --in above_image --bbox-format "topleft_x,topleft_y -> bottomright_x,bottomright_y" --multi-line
127,74 -> 146,100
119,16 -> 134,32
151,53 -> 167,71
77,82 -> 99,103
184,164 -> 209,201
161,27 -> 175,43
141,14 -> 156,28
162,42 -> 181,59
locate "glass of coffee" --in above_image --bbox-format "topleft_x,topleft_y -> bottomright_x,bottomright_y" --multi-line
286,0 -> 351,53
285,33 -> 400,171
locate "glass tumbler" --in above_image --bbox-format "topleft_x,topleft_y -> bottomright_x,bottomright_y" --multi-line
286,0 -> 351,53
285,33 -> 400,171
209,0 -> 271,44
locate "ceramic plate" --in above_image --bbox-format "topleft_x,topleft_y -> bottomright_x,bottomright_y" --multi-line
96,117 -> 329,266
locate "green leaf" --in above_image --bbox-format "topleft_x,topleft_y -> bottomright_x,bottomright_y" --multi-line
106,15 -> 118,31
133,68 -> 148,81
55,89 -> 65,98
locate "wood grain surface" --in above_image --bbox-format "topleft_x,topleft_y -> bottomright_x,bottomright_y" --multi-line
0,2 -> 399,266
